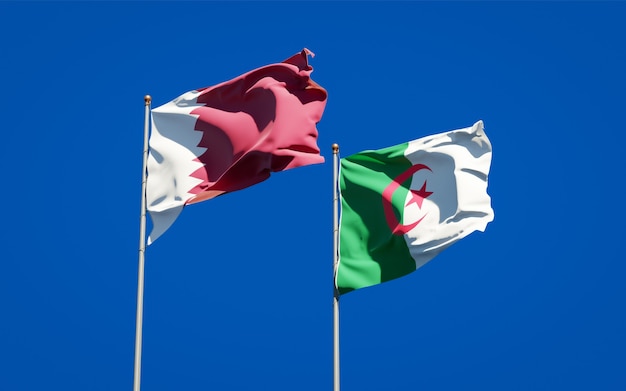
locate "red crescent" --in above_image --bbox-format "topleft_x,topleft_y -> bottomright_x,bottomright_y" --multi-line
382,164 -> 431,236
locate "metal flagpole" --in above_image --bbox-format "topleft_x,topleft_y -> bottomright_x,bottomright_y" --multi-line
133,95 -> 151,391
332,143 -> 340,391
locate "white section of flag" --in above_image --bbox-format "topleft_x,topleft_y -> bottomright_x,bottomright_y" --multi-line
402,120 -> 494,268
146,91 -> 207,245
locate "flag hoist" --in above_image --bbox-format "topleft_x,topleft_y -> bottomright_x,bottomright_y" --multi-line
133,95 -> 151,391
332,143 -> 341,391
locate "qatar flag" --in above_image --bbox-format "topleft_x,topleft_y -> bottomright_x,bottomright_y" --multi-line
146,49 -> 327,244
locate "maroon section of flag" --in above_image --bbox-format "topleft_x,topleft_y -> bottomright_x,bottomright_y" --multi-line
187,49 -> 327,204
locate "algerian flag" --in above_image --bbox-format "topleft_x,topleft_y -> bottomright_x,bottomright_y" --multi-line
336,120 -> 494,295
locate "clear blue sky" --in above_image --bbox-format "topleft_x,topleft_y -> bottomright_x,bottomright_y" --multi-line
1,2 -> 625,390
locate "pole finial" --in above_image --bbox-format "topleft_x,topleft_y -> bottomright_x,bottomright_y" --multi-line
332,143 -> 339,154
144,95 -> 152,105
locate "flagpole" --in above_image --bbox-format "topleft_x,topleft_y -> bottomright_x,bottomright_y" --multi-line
133,94 -> 151,391
332,143 -> 340,391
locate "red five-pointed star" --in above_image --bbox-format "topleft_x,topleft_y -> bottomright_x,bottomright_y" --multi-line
406,181 -> 433,209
